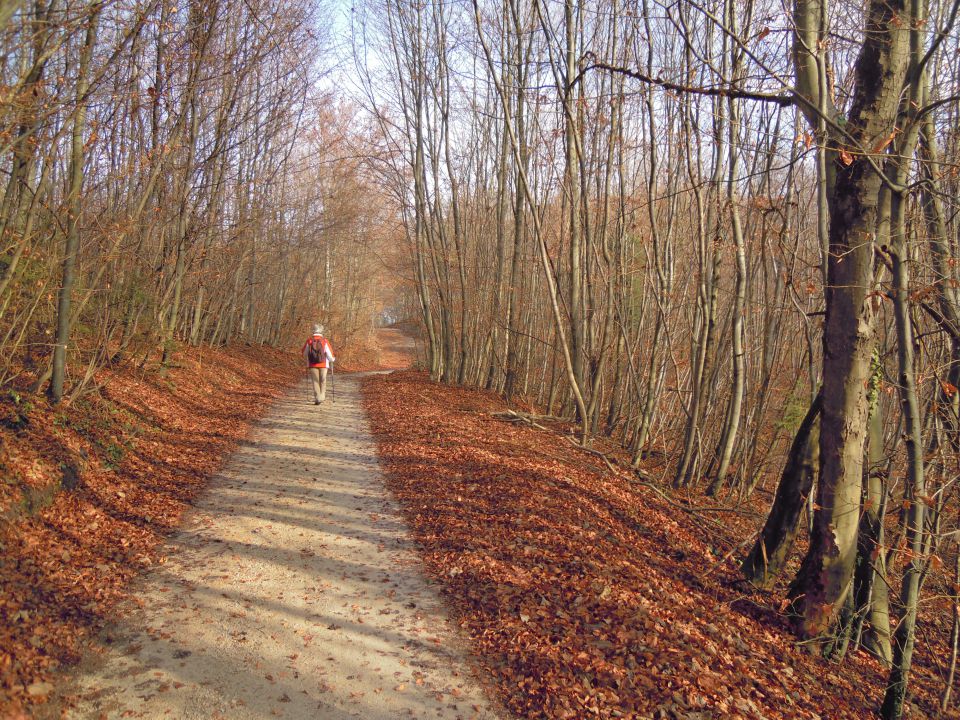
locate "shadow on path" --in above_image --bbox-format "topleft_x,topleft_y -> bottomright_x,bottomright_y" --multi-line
61,375 -> 503,720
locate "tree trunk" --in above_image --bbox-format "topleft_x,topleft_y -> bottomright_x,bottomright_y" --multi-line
852,352 -> 892,664
742,392 -> 821,587
709,13 -> 747,492
50,10 -> 99,403
787,0 -> 913,647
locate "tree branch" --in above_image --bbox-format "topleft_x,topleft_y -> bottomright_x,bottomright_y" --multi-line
570,60 -> 794,106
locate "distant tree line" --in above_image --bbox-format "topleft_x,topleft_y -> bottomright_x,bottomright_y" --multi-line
0,0 -> 395,402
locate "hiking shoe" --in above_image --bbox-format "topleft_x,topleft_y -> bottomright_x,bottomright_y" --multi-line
314,400 -> 321,405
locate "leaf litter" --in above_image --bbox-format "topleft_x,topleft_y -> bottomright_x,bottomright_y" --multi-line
363,370 -> 957,720
0,345 -> 300,717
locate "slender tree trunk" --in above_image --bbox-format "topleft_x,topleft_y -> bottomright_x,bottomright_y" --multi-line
709,11 -> 747,491
882,21 -> 929,704
50,10 -> 99,403
563,0 -> 585,411
852,352 -> 892,664
742,392 -> 821,587
943,542 -> 960,712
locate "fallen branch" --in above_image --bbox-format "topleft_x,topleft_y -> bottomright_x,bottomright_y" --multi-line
635,478 -> 763,519
566,436 -> 635,477
490,409 -> 563,431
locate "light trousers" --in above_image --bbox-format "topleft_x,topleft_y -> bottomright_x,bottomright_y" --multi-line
309,367 -> 328,402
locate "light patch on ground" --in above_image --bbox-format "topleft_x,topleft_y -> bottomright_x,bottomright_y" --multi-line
62,374 -> 503,720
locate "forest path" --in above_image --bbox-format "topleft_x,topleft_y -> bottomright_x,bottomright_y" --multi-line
63,373 -> 501,720
374,327 -> 417,370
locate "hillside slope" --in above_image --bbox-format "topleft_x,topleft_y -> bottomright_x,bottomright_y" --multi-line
0,346 -> 300,717
363,371 -> 955,720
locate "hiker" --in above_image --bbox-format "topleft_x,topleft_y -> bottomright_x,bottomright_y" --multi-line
302,324 -> 335,405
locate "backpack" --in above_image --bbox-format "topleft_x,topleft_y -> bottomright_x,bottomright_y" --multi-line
307,337 -> 325,365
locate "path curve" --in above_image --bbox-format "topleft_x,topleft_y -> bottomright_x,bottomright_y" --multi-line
63,373 -> 503,720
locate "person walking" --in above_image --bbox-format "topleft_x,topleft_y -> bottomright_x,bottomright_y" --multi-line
302,324 -> 335,405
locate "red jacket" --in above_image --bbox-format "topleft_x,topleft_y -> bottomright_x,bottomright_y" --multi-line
302,335 -> 335,369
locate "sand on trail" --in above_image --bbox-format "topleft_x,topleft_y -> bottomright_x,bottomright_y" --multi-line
63,370 -> 503,720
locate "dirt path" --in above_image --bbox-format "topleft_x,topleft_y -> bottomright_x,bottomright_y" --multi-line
62,373 -> 502,720
374,327 -> 417,370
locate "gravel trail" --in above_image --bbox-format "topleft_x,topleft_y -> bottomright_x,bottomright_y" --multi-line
64,373 -> 502,720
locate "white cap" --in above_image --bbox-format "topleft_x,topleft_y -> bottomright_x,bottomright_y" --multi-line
312,324 -> 324,335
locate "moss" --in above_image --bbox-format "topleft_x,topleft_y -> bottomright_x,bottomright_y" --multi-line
103,442 -> 125,470
774,388 -> 808,437
3,482 -> 59,521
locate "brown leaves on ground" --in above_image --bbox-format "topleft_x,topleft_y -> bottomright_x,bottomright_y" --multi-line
363,371 -> 953,720
0,345 -> 300,716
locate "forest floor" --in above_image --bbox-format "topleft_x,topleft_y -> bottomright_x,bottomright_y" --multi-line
363,371 -> 960,720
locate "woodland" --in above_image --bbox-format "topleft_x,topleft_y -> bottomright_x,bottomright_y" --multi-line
1,0 -> 960,717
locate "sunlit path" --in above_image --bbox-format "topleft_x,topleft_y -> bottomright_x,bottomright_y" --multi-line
63,373 -> 502,720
